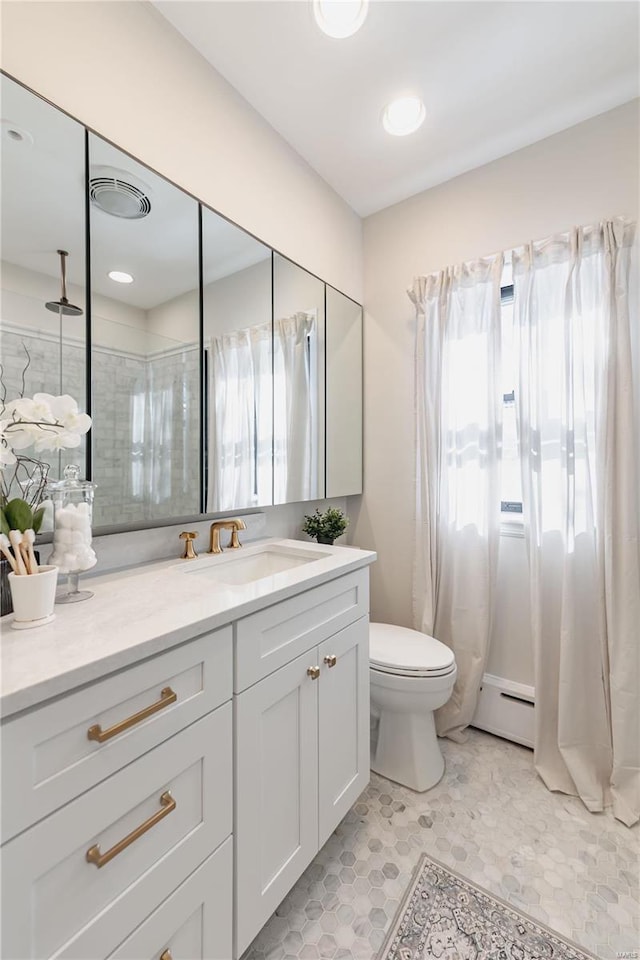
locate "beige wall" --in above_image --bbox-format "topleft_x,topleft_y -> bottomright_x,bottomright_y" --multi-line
352,100 -> 639,685
0,0 -> 362,303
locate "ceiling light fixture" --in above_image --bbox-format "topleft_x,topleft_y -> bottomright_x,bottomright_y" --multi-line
313,0 -> 368,39
108,270 -> 134,284
382,96 -> 426,137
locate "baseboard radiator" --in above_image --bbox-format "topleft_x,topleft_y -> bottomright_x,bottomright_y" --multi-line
471,673 -> 535,749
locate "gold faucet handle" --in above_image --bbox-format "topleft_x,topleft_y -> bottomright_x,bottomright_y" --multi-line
227,518 -> 247,549
179,531 -> 198,559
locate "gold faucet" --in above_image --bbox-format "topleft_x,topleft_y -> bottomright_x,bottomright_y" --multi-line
179,531 -> 199,559
208,518 -> 247,554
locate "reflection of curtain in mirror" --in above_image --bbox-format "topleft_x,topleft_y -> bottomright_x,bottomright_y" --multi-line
207,323 -> 271,512
274,312 -> 316,502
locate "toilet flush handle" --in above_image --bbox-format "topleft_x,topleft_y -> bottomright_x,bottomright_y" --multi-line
324,654 -> 337,668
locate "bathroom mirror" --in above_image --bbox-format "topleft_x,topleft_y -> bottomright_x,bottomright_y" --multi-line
202,207 -> 273,512
1,73 -> 364,533
0,75 -> 87,498
88,133 -> 200,527
325,286 -> 363,497
273,254 -> 325,504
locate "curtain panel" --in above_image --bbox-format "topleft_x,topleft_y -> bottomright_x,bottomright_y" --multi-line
513,218 -> 639,826
409,254 -> 503,741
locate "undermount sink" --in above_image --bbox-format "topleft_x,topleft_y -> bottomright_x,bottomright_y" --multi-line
183,543 -> 331,586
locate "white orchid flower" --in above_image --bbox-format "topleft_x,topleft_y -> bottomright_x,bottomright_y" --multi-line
33,429 -> 82,453
0,420 -> 36,449
62,411 -> 92,435
33,393 -> 75,420
6,395 -> 55,423
0,444 -> 17,468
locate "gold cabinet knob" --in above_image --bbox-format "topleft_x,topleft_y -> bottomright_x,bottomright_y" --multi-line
324,654 -> 337,668
179,531 -> 198,559
307,665 -> 320,680
160,951 -> 172,960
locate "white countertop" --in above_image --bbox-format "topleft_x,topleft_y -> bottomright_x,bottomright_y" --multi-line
0,539 -> 376,719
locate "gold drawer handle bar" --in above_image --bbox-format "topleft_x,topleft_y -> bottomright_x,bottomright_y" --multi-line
86,791 -> 176,868
87,687 -> 177,743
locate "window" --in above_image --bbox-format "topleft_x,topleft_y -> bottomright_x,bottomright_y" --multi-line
500,281 -> 522,516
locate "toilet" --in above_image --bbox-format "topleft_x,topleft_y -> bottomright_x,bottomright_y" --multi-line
369,622 -> 457,793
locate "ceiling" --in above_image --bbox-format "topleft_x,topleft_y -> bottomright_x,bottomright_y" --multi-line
154,0 -> 639,217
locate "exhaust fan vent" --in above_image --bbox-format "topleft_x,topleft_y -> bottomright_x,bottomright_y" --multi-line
89,171 -> 151,220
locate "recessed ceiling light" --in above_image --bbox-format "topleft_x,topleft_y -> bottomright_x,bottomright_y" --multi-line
108,270 -> 134,284
313,0 -> 368,39
1,119 -> 33,147
382,97 -> 426,137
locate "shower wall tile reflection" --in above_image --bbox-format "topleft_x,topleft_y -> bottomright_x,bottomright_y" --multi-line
91,344 -> 199,526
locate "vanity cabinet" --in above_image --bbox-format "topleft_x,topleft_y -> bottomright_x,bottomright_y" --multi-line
0,551 -> 374,960
0,627 -> 234,960
234,573 -> 370,956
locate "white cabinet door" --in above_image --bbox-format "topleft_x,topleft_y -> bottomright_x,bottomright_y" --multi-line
235,650 -> 319,957
318,616 -> 370,846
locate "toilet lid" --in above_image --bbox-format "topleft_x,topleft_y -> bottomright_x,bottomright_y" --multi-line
369,622 -> 455,677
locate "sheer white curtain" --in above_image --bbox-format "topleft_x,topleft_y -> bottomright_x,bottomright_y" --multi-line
207,323 -> 271,513
409,254 -> 503,741
274,311 -> 316,503
513,218 -> 639,825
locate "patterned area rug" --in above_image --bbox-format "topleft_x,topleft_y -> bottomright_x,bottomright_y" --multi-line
378,854 -> 597,960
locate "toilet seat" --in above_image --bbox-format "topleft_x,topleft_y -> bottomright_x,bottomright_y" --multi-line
370,622 -> 455,678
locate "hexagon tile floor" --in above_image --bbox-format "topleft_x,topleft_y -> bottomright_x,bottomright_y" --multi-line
241,729 -> 639,960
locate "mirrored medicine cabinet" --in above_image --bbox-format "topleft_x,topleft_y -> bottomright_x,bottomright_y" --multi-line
0,73 -> 363,531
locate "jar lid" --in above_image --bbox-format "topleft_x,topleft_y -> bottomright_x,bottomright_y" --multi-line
47,464 -> 97,492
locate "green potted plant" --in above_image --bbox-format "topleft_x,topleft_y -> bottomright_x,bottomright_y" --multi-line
302,507 -> 349,546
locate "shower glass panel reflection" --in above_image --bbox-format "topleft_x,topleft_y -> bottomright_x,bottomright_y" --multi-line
88,134 -> 200,527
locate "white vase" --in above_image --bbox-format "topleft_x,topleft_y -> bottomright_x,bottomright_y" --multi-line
8,565 -> 59,628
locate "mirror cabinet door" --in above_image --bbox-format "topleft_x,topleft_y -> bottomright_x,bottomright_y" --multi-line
88,134 -> 200,527
325,287 -> 363,497
1,75 -> 87,510
202,208 -> 273,512
272,254 -> 325,504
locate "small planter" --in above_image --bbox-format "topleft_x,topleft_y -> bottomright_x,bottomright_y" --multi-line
316,535 -> 335,545
8,565 -> 58,629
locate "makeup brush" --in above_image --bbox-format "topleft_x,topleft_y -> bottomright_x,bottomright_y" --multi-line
9,530 -> 27,576
0,533 -> 18,573
22,529 -> 38,575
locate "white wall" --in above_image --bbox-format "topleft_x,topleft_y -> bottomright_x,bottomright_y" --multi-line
0,0 -> 362,303
351,101 -> 639,686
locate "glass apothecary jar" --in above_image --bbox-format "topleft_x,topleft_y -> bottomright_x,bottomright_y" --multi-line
48,464 -> 97,603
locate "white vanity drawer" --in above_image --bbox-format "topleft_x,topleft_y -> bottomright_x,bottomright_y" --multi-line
1,626 -> 232,841
235,568 -> 369,691
107,837 -> 232,960
0,705 -> 232,960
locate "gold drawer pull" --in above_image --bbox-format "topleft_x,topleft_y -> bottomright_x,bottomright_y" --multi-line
324,654 -> 337,668
160,951 -> 172,960
307,665 -> 320,680
87,687 -> 177,743
86,791 -> 176,868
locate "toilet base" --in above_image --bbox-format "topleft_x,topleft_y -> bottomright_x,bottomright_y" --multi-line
372,708 -> 445,792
